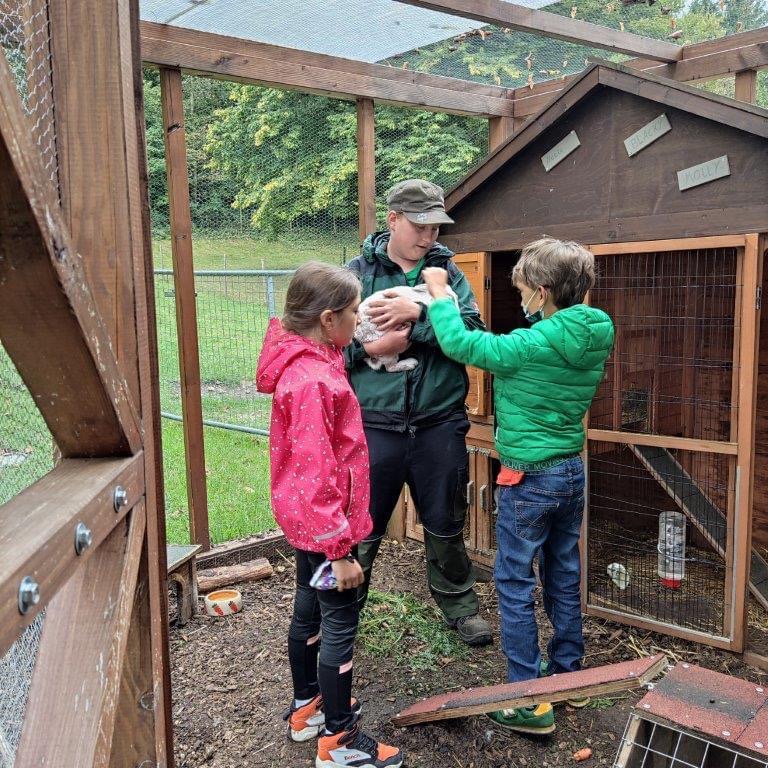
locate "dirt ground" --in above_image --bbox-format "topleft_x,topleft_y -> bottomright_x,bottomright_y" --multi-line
169,539 -> 768,768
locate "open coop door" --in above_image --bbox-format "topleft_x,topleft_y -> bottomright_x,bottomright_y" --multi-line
0,0 -> 171,765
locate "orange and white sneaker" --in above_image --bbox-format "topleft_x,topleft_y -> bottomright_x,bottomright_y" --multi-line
284,695 -> 363,742
316,721 -> 403,768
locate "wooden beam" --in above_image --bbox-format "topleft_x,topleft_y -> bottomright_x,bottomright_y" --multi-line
16,503 -> 146,767
0,455 -> 145,657
160,67 -> 211,551
735,69 -> 758,103
512,28 -> 768,117
0,49 -> 142,457
140,21 -> 514,117
356,98 -> 377,241
395,0 -> 681,62
126,0 -> 175,760
488,116 -> 515,150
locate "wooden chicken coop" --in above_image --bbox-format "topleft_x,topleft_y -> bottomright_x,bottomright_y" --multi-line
403,60 -> 768,663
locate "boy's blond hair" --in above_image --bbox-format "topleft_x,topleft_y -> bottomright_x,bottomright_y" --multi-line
512,237 -> 595,309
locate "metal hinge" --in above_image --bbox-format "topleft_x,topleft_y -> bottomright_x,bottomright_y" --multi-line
484,276 -> 491,291
757,286 -> 762,310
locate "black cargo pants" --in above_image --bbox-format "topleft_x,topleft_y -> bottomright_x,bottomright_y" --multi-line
356,418 -> 479,621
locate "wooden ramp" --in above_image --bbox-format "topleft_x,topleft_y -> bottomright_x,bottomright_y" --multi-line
629,444 -> 768,611
392,654 -> 667,727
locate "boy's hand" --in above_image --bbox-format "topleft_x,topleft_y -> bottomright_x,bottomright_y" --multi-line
363,326 -> 411,357
331,558 -> 364,591
367,293 -> 422,331
422,267 -> 449,298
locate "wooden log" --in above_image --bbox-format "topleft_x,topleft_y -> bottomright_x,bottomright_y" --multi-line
197,558 -> 274,592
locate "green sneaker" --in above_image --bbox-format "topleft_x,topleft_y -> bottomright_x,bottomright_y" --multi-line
539,658 -> 590,708
487,703 -> 555,735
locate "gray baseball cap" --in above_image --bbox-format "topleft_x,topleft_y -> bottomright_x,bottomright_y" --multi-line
385,179 -> 454,225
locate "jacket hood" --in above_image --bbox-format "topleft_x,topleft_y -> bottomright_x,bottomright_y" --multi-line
535,304 -> 615,370
256,317 -> 340,394
361,231 -> 454,268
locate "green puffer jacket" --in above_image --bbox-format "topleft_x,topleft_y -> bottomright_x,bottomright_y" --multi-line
428,298 -> 614,469
345,232 -> 484,431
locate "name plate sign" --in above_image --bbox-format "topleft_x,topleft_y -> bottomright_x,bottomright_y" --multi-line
677,155 -> 730,191
542,131 -> 580,172
624,114 -> 671,157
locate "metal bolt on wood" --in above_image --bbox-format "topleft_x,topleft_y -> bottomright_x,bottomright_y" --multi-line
18,576 -> 40,614
139,691 -> 155,711
74,522 -> 92,555
114,485 -> 128,512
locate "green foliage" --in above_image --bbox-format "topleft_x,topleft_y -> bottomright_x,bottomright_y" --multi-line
358,590 -> 469,672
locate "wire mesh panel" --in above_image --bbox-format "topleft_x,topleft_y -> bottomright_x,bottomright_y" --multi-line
590,248 -> 738,443
587,441 -> 732,636
585,244 -> 744,642
0,0 -> 58,189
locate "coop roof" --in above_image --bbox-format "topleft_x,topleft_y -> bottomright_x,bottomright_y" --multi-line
446,58 -> 768,212
139,0 -> 556,62
439,59 -> 768,250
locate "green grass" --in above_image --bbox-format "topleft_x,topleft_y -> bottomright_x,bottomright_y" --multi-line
358,590 -> 469,672
161,420 -> 273,545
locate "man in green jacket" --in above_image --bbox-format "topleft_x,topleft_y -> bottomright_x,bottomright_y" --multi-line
345,179 -> 492,646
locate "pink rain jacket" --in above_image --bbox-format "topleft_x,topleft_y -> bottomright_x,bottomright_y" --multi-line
256,318 -> 372,559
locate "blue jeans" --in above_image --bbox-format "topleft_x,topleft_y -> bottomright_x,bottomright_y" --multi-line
494,456 -> 585,683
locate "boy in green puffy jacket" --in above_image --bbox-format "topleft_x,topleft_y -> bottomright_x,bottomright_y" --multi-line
422,237 -> 614,736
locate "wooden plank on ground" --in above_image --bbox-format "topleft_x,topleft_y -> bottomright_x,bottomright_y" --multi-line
396,0 -> 681,61
392,654 -> 667,726
0,455 -> 145,657
15,503 -> 146,767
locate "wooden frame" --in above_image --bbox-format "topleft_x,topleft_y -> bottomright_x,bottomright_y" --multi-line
0,0 -> 171,763
396,0 -> 682,61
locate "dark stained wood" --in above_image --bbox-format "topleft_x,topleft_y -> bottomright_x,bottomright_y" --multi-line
0,50 -> 141,457
396,0 -> 681,61
0,454 -> 145,658
160,66 -> 210,551
15,503 -> 146,767
140,21 -> 515,118
356,98 -> 377,241
489,116 -> 515,150
442,74 -> 768,252
393,654 -> 667,726
639,42 -> 768,84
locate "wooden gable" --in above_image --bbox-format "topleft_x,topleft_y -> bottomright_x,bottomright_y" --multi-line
440,62 -> 768,252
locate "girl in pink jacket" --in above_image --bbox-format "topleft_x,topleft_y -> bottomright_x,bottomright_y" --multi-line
256,261 -> 403,768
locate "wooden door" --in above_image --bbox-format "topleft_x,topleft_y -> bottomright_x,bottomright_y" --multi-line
583,236 -> 762,652
0,1 -> 170,764
452,252 -> 490,417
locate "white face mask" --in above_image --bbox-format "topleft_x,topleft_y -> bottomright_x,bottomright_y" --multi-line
522,289 -> 545,325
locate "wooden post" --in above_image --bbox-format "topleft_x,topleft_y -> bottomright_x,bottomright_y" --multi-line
387,488 -> 408,543
732,234 -> 762,651
735,69 -> 758,103
488,116 -> 514,151
160,67 -> 211,551
356,98 -> 376,242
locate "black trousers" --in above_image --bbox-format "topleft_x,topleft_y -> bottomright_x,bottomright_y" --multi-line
356,419 -> 479,620
289,548 -> 359,733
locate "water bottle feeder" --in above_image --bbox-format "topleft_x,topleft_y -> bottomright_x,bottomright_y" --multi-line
657,510 -> 686,590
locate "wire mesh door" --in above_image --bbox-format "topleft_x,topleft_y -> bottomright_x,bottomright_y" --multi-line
584,236 -> 761,650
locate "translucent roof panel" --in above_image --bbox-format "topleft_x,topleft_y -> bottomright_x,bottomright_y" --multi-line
139,0 -> 559,61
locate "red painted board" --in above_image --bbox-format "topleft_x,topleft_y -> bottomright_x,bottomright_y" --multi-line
736,699 -> 768,757
393,654 -> 666,727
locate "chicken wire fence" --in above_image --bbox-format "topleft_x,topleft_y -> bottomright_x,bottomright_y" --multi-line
146,73 -> 489,546
0,2 -> 60,763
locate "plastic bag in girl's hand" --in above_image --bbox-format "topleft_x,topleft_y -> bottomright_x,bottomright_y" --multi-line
309,559 -> 337,590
